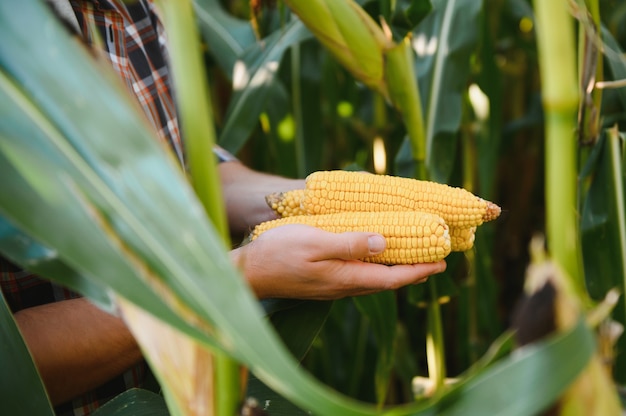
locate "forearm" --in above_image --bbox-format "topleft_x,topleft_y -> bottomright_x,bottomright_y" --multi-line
14,298 -> 142,406
218,161 -> 305,235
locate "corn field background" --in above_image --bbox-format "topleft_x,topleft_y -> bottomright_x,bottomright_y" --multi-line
2,0 -> 626,415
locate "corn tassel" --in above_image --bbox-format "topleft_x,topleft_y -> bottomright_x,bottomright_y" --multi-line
251,211 -> 451,264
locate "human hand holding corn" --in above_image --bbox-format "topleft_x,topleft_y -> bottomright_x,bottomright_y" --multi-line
253,170 -> 501,265
234,224 -> 446,299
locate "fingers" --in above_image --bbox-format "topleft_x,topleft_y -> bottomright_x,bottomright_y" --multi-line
243,224 -> 447,300
335,260 -> 447,295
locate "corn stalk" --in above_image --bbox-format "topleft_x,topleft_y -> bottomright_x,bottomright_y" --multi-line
130,1 -> 239,415
532,0 -> 585,294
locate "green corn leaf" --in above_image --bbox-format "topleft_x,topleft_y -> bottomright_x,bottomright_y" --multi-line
0,79 -> 217,351
0,291 -> 54,416
382,318 -> 594,416
0,216 -> 113,311
218,18 -> 312,154
581,129 -> 626,382
193,0 -> 257,78
353,291 -> 398,407
91,389 -> 169,416
601,25 -> 626,114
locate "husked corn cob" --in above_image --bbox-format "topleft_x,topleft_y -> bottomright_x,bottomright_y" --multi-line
450,227 -> 476,252
304,170 -> 501,228
266,190 -> 306,217
251,211 -> 451,264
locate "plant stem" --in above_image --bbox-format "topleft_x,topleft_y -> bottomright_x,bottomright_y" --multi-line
291,42 -> 306,178
426,283 -> 446,392
533,0 -> 585,294
385,36 -> 445,392
462,113 -> 479,365
152,1 -> 240,415
586,0 -> 603,124
384,39 -> 427,180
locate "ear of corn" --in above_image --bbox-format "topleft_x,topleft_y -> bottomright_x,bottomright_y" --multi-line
251,211 -> 451,264
304,170 -> 501,228
282,0 -> 392,98
262,170 -> 501,263
450,227 -> 476,252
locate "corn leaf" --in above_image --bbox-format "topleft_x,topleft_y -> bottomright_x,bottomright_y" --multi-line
217,17 -> 312,154
91,389 -> 168,416
193,0 -> 257,78
601,26 -> 626,112
0,80 -> 216,351
353,291 -> 398,407
581,129 -> 626,382
0,216 -> 113,311
433,319 -> 593,416
265,299 -> 333,361
0,291 -> 54,416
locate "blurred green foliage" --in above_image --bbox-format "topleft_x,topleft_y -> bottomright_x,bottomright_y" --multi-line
210,0 -> 626,404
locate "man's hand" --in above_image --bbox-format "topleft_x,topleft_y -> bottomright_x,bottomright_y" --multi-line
232,224 -> 446,300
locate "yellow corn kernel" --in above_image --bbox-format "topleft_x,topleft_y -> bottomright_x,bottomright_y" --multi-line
304,170 -> 501,228
251,211 -> 451,264
265,189 -> 306,217
450,226 -> 476,252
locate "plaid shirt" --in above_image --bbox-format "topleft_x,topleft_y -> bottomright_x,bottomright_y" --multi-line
1,0 -> 235,414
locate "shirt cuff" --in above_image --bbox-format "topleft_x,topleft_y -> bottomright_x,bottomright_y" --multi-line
213,145 -> 239,163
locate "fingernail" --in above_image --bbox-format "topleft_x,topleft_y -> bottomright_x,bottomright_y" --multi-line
368,235 -> 386,254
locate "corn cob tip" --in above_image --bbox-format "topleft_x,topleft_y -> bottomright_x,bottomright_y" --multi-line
265,190 -> 306,217
483,200 -> 502,222
265,192 -> 283,209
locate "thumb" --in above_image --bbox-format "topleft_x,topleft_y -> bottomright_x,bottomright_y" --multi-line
324,232 -> 387,260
